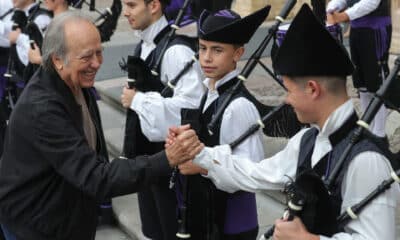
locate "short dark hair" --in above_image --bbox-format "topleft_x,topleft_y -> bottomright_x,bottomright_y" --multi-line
144,0 -> 170,12
290,76 -> 347,95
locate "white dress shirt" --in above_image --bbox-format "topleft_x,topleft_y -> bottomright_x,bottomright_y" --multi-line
202,69 -> 265,162
194,99 -> 400,240
326,0 -> 382,20
130,15 -> 204,142
16,3 -> 51,66
0,0 -> 13,47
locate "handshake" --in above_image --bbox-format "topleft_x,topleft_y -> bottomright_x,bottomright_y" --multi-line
165,125 -> 206,175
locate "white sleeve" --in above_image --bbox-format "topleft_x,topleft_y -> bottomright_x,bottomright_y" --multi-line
344,0 -> 381,20
130,44 -> 204,142
194,128 -> 309,193
219,97 -> 264,162
320,151 -> 400,240
326,0 -> 348,13
0,20 -> 12,47
16,33 -> 30,66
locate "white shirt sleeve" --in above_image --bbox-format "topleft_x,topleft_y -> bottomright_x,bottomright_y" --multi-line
15,14 -> 51,66
194,128 -> 309,193
344,0 -> 382,21
16,33 -> 30,66
219,97 -> 264,162
131,44 -> 204,142
0,20 -> 12,47
326,0 -> 348,13
326,0 -> 382,20
320,151 -> 399,240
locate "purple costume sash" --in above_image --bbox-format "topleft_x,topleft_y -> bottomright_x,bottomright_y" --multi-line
351,16 -> 391,59
224,191 -> 258,234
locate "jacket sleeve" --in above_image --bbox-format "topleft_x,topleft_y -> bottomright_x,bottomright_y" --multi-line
34,100 -> 172,201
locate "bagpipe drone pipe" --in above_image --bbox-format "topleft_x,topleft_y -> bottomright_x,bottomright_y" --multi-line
260,55 -> 400,240
72,0 -> 122,42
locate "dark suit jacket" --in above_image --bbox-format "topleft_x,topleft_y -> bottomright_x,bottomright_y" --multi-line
0,67 -> 171,240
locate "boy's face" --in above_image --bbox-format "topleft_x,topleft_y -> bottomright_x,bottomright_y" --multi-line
199,39 -> 244,81
123,0 -> 153,31
283,76 -> 315,124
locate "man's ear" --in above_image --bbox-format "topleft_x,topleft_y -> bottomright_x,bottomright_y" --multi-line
306,80 -> 321,98
233,46 -> 244,62
51,54 -> 63,71
150,0 -> 162,15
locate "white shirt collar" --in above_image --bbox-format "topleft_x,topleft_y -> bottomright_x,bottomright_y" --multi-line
311,99 -> 355,167
134,15 -> 168,45
202,69 -> 240,92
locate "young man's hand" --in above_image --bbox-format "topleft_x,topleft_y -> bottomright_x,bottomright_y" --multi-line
121,86 -> 137,108
178,160 -> 208,175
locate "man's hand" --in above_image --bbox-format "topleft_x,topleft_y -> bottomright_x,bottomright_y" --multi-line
121,86 -> 137,108
28,43 -> 42,64
178,160 -> 208,175
8,29 -> 21,44
165,128 -> 204,166
273,217 -> 319,240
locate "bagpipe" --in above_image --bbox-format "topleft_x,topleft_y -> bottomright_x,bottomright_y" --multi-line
73,0 -> 122,42
260,55 -> 400,240
206,0 -> 303,139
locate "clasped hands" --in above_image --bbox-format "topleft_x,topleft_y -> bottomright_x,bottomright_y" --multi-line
165,124 -> 206,175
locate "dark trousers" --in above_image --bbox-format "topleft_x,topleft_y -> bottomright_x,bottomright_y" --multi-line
138,177 -> 178,240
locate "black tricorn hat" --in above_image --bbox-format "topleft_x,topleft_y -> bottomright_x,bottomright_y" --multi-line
273,4 -> 354,77
198,5 -> 270,44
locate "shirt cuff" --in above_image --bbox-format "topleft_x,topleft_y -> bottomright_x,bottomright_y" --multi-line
130,91 -> 146,112
193,147 -> 215,171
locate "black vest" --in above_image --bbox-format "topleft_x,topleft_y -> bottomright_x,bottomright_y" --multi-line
122,25 -> 196,158
182,78 -> 259,239
295,112 -> 393,236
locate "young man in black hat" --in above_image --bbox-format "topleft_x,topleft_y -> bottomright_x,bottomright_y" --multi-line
120,0 -> 204,239
173,6 -> 270,240
167,4 -> 400,240
326,0 -> 391,140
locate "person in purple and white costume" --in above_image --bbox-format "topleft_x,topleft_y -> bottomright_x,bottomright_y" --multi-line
166,5 -> 400,240
174,6 -> 270,240
327,0 -> 391,141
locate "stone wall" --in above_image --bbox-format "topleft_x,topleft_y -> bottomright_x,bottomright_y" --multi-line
232,0 -> 311,20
